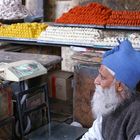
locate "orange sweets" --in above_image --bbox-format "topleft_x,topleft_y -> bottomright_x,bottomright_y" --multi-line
55,2 -> 140,27
107,11 -> 140,26
55,2 -> 111,25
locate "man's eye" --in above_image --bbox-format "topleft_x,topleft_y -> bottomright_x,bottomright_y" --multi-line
100,75 -> 105,80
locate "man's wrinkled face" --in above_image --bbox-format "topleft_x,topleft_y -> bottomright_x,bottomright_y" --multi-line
92,65 -> 122,118
94,65 -> 114,89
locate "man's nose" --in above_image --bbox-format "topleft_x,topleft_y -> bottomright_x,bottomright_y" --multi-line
94,75 -> 100,85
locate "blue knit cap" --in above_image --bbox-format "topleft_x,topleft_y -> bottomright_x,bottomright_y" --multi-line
102,39 -> 140,90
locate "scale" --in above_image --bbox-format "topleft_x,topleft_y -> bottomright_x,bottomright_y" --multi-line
0,60 -> 48,137
0,60 -> 47,82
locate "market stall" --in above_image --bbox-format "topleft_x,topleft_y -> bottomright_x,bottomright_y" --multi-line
0,1 -> 140,139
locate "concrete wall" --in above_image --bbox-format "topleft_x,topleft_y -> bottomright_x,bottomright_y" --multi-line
26,0 -> 43,16
103,0 -> 140,10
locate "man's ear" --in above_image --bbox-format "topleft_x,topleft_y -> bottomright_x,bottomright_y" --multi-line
115,82 -> 123,93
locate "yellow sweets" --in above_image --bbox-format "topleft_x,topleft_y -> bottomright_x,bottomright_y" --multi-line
0,23 -> 47,39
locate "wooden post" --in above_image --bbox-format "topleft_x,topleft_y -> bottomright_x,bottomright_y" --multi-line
22,0 -> 26,5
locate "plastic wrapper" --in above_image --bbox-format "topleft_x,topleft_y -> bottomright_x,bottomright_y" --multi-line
0,0 -> 32,20
73,64 -> 100,128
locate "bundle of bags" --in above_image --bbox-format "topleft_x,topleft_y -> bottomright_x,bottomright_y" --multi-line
0,0 -> 32,20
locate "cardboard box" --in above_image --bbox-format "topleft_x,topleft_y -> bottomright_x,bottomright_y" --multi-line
0,119 -> 13,140
48,71 -> 73,101
0,86 -> 13,121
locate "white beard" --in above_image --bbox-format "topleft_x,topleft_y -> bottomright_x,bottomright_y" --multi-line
91,84 -> 122,118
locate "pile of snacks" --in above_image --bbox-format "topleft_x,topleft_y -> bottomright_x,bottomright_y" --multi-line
38,26 -> 102,45
0,23 -> 47,39
55,3 -> 111,25
0,0 -> 32,20
38,25 -> 140,48
55,2 -> 140,27
128,33 -> 140,48
107,11 -> 140,26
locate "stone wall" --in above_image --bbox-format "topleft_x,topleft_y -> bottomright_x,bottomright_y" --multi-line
103,0 -> 140,10
79,0 -> 140,10
26,0 -> 43,16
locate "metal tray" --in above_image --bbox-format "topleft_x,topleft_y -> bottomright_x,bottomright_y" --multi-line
0,19 -> 24,24
37,40 -> 112,50
105,25 -> 140,31
47,22 -> 105,29
48,22 -> 140,31
0,37 -> 37,42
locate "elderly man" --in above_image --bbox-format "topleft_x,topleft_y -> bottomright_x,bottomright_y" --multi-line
81,40 -> 140,140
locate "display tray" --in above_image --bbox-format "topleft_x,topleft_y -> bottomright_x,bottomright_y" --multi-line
48,22 -> 140,31
0,37 -> 37,42
0,19 -> 24,24
105,25 -> 140,31
0,51 -> 62,67
37,40 -> 112,49
0,37 -> 112,50
37,40 -> 94,47
47,22 -> 105,29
